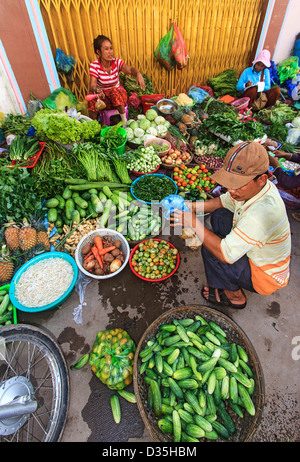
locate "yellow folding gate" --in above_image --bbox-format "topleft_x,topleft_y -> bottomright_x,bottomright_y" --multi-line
38,0 -> 265,101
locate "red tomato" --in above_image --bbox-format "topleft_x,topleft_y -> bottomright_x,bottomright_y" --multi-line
200,164 -> 206,170
182,181 -> 187,187
186,173 -> 192,179
189,180 -> 194,185
204,186 -> 211,191
203,168 -> 208,174
196,185 -> 202,190
173,175 -> 179,181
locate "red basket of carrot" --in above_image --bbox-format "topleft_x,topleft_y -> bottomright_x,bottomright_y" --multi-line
75,229 -> 130,279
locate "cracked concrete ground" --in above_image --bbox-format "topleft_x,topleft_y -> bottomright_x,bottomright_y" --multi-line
16,210 -> 300,442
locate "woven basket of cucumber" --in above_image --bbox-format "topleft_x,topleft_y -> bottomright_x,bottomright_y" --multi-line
133,305 -> 265,442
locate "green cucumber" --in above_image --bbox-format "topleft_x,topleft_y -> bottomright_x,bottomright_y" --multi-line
74,195 -> 89,209
117,390 -> 136,403
45,198 -> 59,208
65,198 -> 75,220
110,394 -> 121,423
47,208 -> 58,223
0,294 -> 10,316
150,379 -> 162,417
71,209 -> 81,224
62,186 -> 72,200
54,194 -> 65,209
172,410 -> 182,442
70,353 -> 89,370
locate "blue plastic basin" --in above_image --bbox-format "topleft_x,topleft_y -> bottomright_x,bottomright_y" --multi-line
9,252 -> 78,313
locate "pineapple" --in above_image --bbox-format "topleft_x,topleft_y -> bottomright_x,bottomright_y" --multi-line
29,215 -> 50,251
0,244 -> 14,283
18,218 -> 37,251
4,220 -> 20,252
36,231 -> 50,251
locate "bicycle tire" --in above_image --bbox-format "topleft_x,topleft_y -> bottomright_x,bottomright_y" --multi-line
0,323 -> 70,442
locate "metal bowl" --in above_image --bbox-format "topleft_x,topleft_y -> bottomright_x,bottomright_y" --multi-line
156,98 -> 179,115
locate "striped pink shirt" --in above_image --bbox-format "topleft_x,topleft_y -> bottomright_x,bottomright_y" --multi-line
89,58 -> 124,90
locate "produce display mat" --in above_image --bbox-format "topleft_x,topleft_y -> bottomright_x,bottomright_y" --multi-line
133,305 -> 265,442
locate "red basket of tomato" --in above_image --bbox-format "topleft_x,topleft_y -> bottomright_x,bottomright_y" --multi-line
129,238 -> 180,282
172,163 -> 216,193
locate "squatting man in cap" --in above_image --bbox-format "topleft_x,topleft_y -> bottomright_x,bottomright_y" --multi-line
170,141 -> 291,309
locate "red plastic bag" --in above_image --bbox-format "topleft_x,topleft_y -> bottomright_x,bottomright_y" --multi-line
171,23 -> 188,70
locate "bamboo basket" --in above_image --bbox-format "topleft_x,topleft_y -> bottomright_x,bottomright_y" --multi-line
133,305 -> 265,442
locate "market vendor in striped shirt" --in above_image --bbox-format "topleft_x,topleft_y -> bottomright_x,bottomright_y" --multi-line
170,141 -> 291,309
88,35 -> 145,123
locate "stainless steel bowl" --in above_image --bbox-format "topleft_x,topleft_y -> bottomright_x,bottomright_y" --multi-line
156,98 -> 179,114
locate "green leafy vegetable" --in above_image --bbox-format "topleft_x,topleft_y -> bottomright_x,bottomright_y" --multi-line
31,109 -> 101,144
132,174 -> 177,202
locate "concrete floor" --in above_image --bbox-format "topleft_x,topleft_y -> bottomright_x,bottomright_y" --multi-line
17,209 -> 300,443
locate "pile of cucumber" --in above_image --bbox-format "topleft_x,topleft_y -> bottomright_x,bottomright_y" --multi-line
139,315 -> 257,442
45,179 -> 162,242
0,287 -> 15,326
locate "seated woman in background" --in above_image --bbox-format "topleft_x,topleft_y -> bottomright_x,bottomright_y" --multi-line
88,35 -> 145,123
268,150 -> 300,221
237,49 -> 280,109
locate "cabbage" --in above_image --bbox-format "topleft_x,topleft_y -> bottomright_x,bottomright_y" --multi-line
134,127 -> 145,138
156,124 -> 168,136
151,121 -> 157,128
139,118 -> 151,131
130,120 -> 139,130
137,114 -> 146,120
143,134 -> 155,141
145,109 -> 158,121
132,137 -> 143,144
292,117 -> 300,128
125,127 -> 134,140
127,119 -> 135,126
164,120 -> 171,128
155,116 -> 166,125
146,127 -> 158,136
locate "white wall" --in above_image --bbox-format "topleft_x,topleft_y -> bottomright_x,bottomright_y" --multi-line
0,58 -> 21,115
273,0 -> 300,63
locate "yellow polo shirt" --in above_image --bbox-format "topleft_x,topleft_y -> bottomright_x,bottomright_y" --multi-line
219,181 -> 291,295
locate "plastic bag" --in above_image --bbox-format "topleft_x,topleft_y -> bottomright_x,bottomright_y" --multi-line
89,328 -> 136,389
277,56 -> 300,84
161,194 -> 189,218
154,25 -> 176,71
286,127 -> 300,145
55,48 -> 75,75
43,87 -> 78,110
72,271 -> 92,324
188,86 -> 211,103
171,23 -> 188,70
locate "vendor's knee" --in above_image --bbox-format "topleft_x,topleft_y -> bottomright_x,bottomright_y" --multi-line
211,208 -> 233,237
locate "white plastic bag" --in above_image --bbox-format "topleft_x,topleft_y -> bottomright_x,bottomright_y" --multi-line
73,271 -> 92,324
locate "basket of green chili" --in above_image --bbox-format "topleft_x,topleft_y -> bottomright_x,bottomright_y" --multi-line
131,173 -> 178,204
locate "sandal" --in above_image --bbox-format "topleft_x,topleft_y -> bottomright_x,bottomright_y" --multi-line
201,286 -> 247,310
292,212 -> 300,222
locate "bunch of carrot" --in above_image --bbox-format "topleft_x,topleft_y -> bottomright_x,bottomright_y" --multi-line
84,236 -> 116,268
81,235 -> 124,275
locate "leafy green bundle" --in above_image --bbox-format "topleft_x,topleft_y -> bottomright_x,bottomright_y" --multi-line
31,109 -> 101,144
208,69 -> 238,97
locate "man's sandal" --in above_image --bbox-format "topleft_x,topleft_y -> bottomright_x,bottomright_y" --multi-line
201,286 -> 247,310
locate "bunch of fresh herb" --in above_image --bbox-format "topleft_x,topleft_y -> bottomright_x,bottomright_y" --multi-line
0,167 -> 44,223
0,113 -> 32,136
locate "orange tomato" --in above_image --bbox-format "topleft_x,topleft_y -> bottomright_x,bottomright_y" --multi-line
200,164 -> 206,170
182,181 -> 188,187
173,167 -> 179,173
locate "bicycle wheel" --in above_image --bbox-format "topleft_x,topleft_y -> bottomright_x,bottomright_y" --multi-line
0,324 -> 69,442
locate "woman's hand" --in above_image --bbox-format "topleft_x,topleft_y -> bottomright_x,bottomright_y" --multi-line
136,72 -> 146,91
245,81 -> 253,88
268,154 -> 280,169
